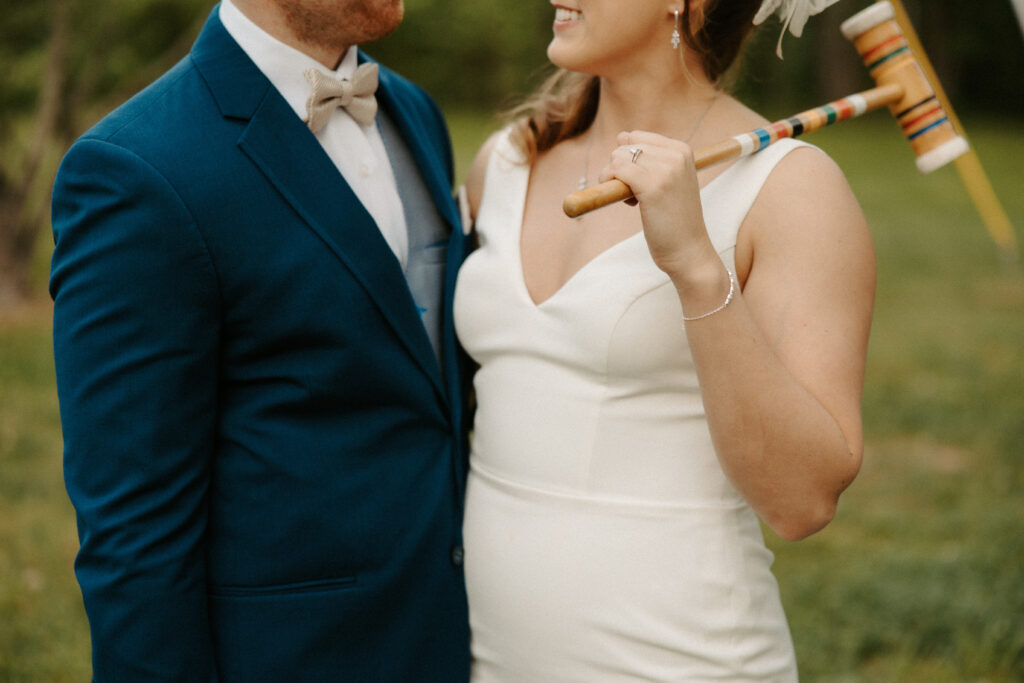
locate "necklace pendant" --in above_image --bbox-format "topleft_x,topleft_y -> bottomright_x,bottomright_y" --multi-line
577,175 -> 587,191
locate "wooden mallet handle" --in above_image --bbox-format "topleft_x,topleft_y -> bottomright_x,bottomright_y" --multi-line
562,84 -> 903,218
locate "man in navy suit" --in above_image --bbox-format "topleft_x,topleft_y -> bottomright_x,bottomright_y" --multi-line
50,0 -> 471,679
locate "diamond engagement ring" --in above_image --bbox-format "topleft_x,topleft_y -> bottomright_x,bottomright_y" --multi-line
629,147 -> 643,164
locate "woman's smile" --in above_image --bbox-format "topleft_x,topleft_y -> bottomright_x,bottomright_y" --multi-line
553,4 -> 582,30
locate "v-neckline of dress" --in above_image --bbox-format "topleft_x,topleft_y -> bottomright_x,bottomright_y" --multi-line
514,160 -> 739,309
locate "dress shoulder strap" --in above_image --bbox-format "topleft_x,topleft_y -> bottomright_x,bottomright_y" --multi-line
458,128 -> 527,237
702,138 -> 816,259
473,128 -> 531,242
487,128 -> 529,180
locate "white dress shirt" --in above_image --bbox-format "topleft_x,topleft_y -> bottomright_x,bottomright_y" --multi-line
219,0 -> 409,267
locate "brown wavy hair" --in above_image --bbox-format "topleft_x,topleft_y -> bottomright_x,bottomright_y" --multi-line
508,0 -> 764,161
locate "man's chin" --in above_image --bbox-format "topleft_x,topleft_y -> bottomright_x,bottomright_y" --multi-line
351,3 -> 405,45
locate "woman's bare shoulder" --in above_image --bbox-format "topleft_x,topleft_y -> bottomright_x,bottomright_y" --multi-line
761,143 -> 860,220
742,142 -> 873,283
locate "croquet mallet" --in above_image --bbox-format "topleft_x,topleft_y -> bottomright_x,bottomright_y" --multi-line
562,1 -> 969,218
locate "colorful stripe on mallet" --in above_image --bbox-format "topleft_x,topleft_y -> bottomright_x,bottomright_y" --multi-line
898,97 -> 949,139
862,35 -> 911,73
731,94 -> 869,157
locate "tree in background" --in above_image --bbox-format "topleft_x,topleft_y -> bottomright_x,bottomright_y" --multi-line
0,0 -> 207,305
0,0 -> 1020,307
0,0 -> 68,305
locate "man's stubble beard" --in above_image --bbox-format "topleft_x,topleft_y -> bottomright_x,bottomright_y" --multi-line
277,0 -> 404,56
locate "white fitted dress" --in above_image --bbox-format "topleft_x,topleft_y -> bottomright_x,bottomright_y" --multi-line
453,130 -> 805,682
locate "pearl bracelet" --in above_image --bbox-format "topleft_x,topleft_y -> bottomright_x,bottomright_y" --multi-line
682,270 -> 735,322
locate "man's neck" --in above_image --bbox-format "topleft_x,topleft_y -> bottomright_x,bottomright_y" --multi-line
228,0 -> 347,68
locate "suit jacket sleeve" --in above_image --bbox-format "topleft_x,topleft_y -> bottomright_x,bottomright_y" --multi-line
51,138 -> 220,681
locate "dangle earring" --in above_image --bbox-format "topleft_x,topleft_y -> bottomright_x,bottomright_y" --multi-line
671,9 -> 682,49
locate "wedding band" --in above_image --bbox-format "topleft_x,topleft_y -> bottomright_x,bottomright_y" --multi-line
629,147 -> 643,164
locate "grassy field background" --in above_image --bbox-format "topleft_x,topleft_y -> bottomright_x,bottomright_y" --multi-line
1,110 -> 1021,681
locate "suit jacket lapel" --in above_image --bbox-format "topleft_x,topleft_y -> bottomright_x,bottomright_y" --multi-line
191,9 -> 447,401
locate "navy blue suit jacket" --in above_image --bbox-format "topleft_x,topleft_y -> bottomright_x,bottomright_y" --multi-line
50,8 -> 471,681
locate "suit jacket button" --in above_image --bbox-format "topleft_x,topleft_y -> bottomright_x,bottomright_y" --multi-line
450,545 -> 465,567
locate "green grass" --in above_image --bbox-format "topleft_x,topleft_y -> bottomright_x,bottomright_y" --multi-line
0,305 -> 91,682
3,112 -> 1022,680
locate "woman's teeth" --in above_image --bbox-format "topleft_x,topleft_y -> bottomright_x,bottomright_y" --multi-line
555,8 -> 582,22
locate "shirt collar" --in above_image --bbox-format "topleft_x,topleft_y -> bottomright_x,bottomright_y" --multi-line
219,0 -> 358,122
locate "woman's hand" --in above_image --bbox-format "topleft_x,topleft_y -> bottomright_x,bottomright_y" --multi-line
598,130 -> 731,316
598,130 -> 717,279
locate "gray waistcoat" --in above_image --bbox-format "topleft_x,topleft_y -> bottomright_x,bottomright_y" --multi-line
377,112 -> 449,369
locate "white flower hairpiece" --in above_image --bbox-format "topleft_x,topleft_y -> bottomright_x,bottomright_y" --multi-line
754,0 -> 842,58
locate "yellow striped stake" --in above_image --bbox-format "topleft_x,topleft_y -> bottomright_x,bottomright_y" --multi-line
888,0 -> 1019,260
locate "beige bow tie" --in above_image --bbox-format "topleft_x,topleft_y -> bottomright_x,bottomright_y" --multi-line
303,62 -> 379,132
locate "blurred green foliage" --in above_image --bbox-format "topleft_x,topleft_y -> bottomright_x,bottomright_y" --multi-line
370,0 -> 554,112
0,0 -> 208,128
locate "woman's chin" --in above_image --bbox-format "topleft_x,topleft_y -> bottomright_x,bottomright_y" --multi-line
546,42 -> 585,72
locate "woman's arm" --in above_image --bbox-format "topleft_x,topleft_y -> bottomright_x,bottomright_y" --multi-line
605,132 -> 875,541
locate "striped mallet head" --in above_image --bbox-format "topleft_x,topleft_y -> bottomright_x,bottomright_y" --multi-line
840,1 -> 968,173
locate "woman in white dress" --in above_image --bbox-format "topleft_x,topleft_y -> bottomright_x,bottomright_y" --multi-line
453,0 -> 875,679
